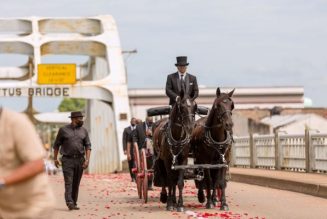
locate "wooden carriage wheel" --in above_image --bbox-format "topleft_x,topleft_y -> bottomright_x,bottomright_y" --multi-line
141,148 -> 148,203
133,144 -> 142,199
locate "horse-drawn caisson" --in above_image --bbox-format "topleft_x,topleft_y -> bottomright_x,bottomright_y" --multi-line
132,87 -> 235,212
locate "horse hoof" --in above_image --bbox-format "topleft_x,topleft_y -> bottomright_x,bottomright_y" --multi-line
197,191 -> 205,203
212,197 -> 218,207
160,192 -> 167,203
220,205 -> 229,211
177,207 -> 184,212
166,205 -> 174,211
206,203 -> 214,209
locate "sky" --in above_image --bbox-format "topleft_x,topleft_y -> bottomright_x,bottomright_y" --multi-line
1,0 -> 327,111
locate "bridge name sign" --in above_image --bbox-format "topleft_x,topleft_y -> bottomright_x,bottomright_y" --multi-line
0,87 -> 70,97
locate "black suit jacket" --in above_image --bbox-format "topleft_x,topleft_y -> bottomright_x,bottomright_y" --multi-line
122,126 -> 134,151
133,122 -> 152,149
165,72 -> 199,105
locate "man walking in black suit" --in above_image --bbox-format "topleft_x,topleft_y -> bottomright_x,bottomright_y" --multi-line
53,111 -> 91,211
122,117 -> 137,182
165,56 -> 199,105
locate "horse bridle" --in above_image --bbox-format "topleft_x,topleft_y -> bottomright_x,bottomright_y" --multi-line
203,97 -> 233,129
174,100 -> 195,126
215,107 -> 232,126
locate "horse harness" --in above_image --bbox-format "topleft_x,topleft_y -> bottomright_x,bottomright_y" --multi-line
164,122 -> 191,166
204,129 -> 233,164
165,102 -> 194,166
203,94 -> 234,164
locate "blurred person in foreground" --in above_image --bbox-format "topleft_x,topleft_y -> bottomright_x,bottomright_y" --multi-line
53,111 -> 91,211
0,107 -> 54,219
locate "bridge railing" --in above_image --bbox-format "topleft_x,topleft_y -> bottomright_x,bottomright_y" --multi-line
232,130 -> 327,173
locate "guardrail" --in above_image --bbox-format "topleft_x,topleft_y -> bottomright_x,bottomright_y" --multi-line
232,129 -> 327,173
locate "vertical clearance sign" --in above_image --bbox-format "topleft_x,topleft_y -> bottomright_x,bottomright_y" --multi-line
38,64 -> 76,84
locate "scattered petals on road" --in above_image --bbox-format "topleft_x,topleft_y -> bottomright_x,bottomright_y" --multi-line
52,172 -> 266,218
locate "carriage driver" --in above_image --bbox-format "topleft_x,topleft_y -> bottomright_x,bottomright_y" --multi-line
165,56 -> 199,105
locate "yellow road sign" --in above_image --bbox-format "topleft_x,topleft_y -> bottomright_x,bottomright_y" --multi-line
38,64 -> 76,84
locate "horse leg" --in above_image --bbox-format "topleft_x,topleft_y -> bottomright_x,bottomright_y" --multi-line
211,169 -> 219,207
212,189 -> 218,207
219,185 -> 229,211
205,169 -> 214,209
197,172 -> 205,203
176,169 -> 185,212
166,186 -> 174,211
160,187 -> 167,203
218,168 -> 229,211
172,185 -> 177,206
157,158 -> 167,203
165,164 -> 175,210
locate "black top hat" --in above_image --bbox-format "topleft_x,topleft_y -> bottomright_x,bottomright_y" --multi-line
175,56 -> 189,66
69,111 -> 84,118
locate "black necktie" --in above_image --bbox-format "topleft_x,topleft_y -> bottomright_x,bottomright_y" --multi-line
180,75 -> 186,91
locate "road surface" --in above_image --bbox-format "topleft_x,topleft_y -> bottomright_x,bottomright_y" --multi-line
51,173 -> 327,219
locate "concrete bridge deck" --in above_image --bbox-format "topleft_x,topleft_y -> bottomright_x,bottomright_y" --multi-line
51,169 -> 327,219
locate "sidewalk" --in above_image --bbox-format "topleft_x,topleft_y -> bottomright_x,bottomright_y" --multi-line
230,167 -> 327,198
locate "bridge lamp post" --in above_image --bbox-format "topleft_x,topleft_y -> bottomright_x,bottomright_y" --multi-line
122,49 -> 137,84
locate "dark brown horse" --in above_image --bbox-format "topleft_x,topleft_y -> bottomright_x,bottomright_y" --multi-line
153,90 -> 197,212
191,87 -> 234,210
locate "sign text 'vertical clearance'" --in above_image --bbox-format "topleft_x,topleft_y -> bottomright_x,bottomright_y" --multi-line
38,64 -> 76,84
